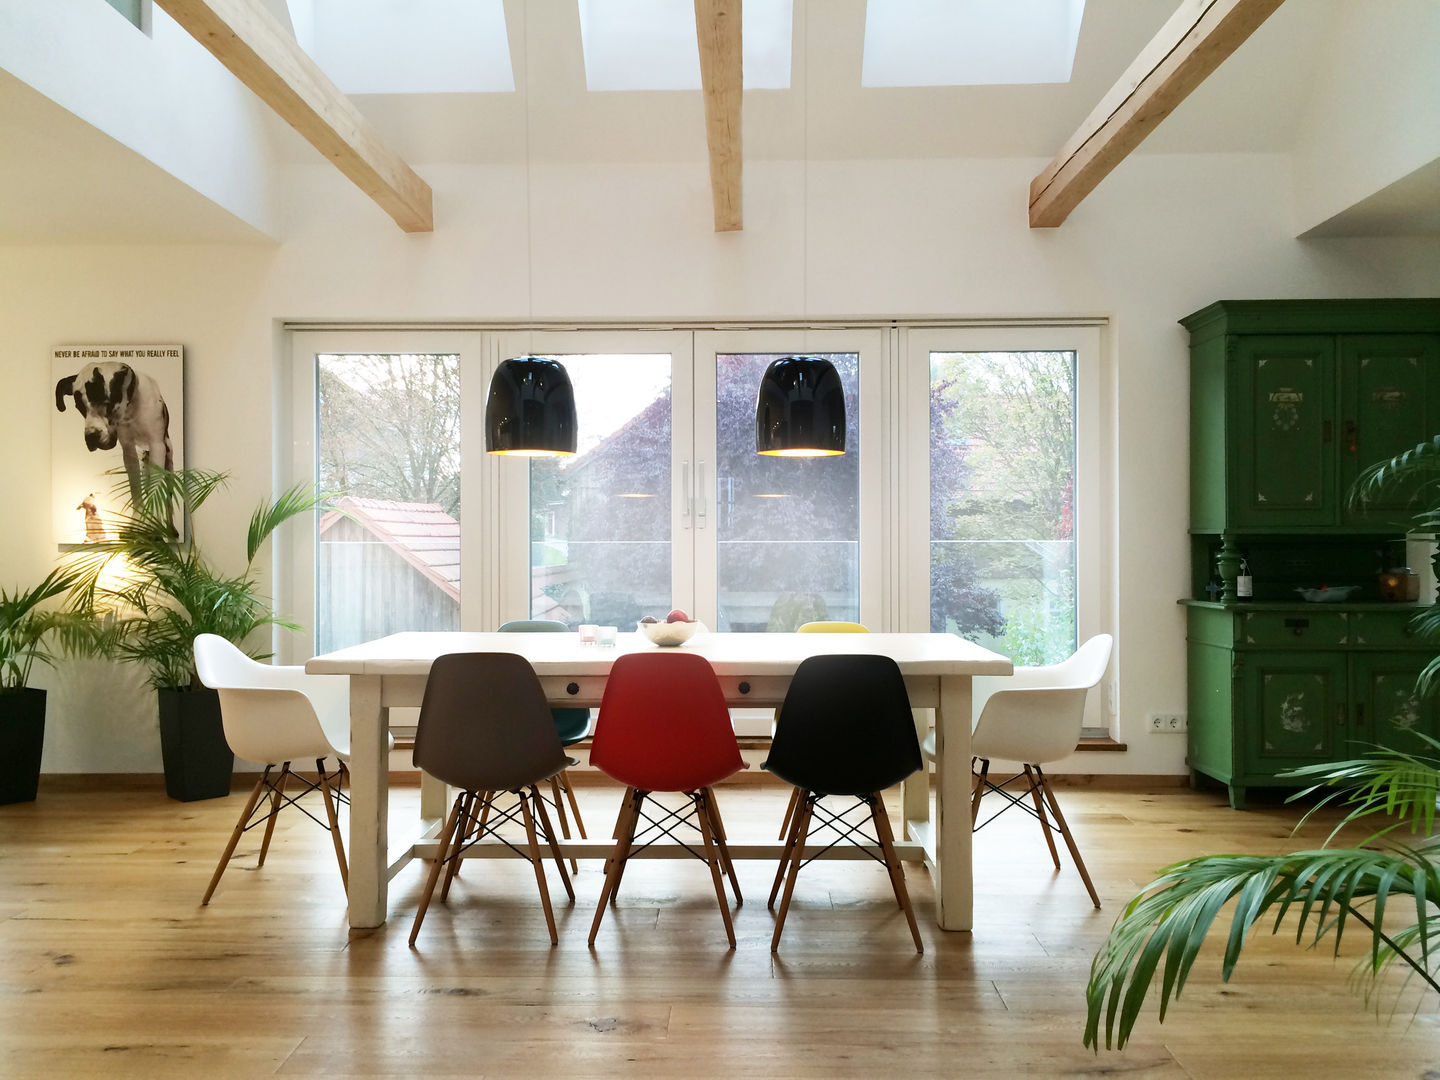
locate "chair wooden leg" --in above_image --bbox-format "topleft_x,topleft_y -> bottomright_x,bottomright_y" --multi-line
1036,767 -> 1101,909
409,795 -> 464,947
971,758 -> 989,827
611,790 -> 645,906
871,795 -> 923,953
559,769 -> 587,838
1024,764 -> 1061,870
769,788 -> 807,909
257,763 -> 290,867
771,795 -> 814,952
589,788 -> 640,946
548,775 -> 579,874
777,785 -> 799,841
700,787 -> 742,905
530,785 -> 575,901
440,791 -> 479,902
317,758 -> 348,894
694,791 -> 737,949
202,767 -> 271,906
519,790 -> 560,946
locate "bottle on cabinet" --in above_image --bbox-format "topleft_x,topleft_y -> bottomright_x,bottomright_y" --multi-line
1236,557 -> 1253,599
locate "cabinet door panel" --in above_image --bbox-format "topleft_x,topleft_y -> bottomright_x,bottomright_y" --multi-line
1352,653 -> 1437,754
1341,335 -> 1439,526
1241,652 -> 1347,771
1232,336 -> 1336,527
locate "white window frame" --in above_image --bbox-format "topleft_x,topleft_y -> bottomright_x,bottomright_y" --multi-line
899,324 -> 1114,730
281,329 -> 486,665
279,321 -> 1112,730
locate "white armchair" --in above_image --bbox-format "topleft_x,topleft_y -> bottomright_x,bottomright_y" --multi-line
924,633 -> 1113,909
193,634 -> 353,905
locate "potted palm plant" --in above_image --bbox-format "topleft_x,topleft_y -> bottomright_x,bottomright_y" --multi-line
71,467 -> 324,801
1085,435 -> 1440,1049
0,567 -> 95,804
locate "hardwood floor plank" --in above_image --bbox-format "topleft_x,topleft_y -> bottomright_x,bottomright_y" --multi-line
1,783 -> 1436,1077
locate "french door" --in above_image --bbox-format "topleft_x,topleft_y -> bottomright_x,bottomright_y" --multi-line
494,328 -> 885,633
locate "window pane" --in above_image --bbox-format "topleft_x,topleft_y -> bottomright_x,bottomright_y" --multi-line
530,355 -> 672,629
715,353 -> 860,632
316,353 -> 461,653
930,350 -> 1076,664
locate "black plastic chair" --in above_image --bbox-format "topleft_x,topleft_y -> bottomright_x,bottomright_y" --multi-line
763,654 -> 925,952
408,652 -> 576,947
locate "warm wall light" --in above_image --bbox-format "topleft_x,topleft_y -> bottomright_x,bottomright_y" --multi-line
755,355 -> 846,456
485,356 -> 578,456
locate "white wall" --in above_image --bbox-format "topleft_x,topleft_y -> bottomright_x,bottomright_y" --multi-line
0,0 -> 283,236
4,150 -> 1438,776
1291,0 -> 1440,235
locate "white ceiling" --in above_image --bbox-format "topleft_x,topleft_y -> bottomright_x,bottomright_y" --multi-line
0,0 -> 1433,243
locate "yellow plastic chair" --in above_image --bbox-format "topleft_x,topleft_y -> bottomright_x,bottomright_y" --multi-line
774,621 -> 870,839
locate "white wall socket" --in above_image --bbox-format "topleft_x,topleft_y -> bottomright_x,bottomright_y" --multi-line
1149,712 -> 1187,733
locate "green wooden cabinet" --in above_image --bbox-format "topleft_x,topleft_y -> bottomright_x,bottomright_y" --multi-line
1184,301 -> 1440,536
1183,300 -> 1440,809
1186,604 -> 1434,809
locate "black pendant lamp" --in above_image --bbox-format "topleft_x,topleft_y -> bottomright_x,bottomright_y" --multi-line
485,356 -> 578,456
754,355 -> 846,456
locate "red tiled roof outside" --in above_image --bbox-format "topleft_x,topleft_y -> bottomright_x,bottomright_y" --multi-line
319,496 -> 460,601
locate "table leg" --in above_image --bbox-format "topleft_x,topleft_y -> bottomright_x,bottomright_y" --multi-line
902,708 -> 930,829
420,773 -> 448,820
933,675 -> 973,931
347,675 -> 387,930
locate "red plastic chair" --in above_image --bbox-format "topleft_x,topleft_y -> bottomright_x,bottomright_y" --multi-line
587,651 -> 747,948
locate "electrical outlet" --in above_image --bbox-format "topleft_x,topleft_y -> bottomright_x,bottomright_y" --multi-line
1149,712 -> 1187,733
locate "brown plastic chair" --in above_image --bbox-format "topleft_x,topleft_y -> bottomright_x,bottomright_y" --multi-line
408,652 -> 577,946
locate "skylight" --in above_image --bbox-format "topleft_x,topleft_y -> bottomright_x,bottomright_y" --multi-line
289,0 -> 515,94
578,0 -> 793,92
861,0 -> 1086,87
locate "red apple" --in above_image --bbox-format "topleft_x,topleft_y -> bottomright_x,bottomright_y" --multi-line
666,608 -> 690,624
640,616 -> 659,625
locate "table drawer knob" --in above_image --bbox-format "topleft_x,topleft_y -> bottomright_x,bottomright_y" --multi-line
566,682 -> 580,696
738,681 -> 751,695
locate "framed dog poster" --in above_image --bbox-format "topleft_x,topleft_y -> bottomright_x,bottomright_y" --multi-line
51,344 -> 185,546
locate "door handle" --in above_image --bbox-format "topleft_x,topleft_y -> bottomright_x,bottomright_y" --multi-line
697,460 -> 708,528
681,459 -> 693,529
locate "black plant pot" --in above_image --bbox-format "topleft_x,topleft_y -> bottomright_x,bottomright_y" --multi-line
158,686 -> 233,802
0,687 -> 46,805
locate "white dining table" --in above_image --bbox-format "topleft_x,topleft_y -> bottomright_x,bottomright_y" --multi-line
306,630 -> 1011,933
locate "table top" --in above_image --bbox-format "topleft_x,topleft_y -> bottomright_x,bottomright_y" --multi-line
306,630 -> 1013,678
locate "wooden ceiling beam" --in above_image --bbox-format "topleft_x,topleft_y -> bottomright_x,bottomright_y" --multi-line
154,0 -> 433,233
1029,0 -> 1284,228
695,0 -> 743,232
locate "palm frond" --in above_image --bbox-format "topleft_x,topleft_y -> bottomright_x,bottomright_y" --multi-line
1085,846 -> 1440,1050
1349,434 -> 1440,518
1285,738 -> 1440,843
246,483 -> 330,564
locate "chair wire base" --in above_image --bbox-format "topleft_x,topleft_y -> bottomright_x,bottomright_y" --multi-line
410,785 -> 575,947
769,789 -> 923,953
971,758 -> 1100,909
588,786 -> 741,949
201,758 -> 348,906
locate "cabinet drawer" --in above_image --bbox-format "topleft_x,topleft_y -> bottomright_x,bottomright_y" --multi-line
1350,611 -> 1428,649
1241,612 -> 1348,647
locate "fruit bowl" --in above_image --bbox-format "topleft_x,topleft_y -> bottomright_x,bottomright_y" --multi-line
1294,585 -> 1361,603
636,619 -> 703,646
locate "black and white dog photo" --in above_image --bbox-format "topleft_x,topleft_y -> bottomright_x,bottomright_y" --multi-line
55,361 -> 175,529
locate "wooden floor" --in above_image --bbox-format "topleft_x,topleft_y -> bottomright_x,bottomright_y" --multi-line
1,778 -> 1437,1078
